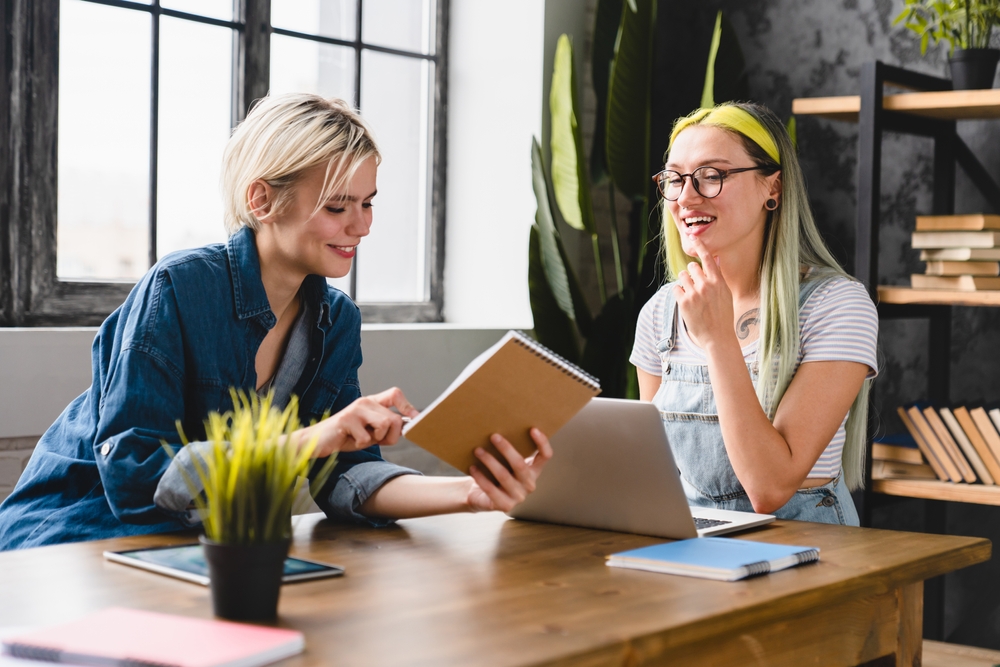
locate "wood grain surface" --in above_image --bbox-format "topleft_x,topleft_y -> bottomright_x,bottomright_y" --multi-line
0,513 -> 989,666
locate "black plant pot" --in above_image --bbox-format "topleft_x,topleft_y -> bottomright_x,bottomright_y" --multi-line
200,535 -> 290,622
949,48 -> 1000,90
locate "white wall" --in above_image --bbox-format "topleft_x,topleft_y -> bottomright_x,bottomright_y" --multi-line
443,1 -> 543,327
444,0 -> 590,326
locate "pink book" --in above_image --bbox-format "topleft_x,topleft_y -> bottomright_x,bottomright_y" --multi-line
1,607 -> 304,667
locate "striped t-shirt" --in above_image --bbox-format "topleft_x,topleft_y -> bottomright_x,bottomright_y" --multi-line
630,274 -> 878,479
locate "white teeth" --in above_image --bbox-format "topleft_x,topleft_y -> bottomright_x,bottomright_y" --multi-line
333,246 -> 356,251
683,216 -> 715,224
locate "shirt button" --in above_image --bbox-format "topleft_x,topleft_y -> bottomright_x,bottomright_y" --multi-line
820,495 -> 836,507
100,442 -> 111,456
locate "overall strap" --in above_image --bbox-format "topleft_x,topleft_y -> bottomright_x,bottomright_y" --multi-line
798,270 -> 840,309
655,283 -> 679,355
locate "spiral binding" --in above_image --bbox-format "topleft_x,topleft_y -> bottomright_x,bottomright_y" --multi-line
510,330 -> 601,390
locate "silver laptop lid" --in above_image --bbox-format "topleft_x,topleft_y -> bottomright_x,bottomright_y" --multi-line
509,397 -> 699,539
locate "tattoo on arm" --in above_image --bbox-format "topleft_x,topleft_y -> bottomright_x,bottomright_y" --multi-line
737,308 -> 759,340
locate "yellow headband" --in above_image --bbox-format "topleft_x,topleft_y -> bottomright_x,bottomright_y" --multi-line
669,105 -> 781,165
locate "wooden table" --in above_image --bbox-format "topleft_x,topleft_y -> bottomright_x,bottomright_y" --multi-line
0,513 -> 990,666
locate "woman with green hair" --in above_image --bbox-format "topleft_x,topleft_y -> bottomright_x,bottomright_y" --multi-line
630,102 -> 877,525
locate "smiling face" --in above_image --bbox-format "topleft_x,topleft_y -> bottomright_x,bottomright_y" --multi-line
665,125 -> 780,264
257,156 -> 377,282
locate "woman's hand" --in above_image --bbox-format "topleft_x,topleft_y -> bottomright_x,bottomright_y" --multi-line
674,234 -> 735,350
465,428 -> 553,513
296,387 -> 419,458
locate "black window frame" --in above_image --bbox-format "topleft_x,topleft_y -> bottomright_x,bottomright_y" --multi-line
0,0 -> 448,326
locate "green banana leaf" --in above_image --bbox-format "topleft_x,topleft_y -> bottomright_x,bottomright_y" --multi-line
550,35 -> 595,234
531,137 -> 575,322
605,0 -> 656,201
700,11 -> 724,108
589,0 -> 624,185
528,226 -> 580,363
580,291 -> 636,398
712,11 -> 749,104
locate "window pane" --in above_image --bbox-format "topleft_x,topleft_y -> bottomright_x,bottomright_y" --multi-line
156,17 -> 232,258
271,0 -> 356,41
58,0 -> 150,281
270,36 -> 356,296
270,35 -> 355,104
362,0 -> 435,55
160,0 -> 232,21
356,51 -> 433,303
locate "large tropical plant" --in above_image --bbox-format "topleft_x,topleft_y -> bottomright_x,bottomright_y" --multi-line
530,4 -> 747,398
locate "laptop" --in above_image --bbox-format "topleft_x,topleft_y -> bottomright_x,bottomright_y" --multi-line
509,397 -> 775,538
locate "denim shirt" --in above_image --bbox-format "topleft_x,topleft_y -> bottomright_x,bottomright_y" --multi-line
0,227 -> 416,550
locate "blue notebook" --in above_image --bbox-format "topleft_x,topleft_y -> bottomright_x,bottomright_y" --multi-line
606,537 -> 820,581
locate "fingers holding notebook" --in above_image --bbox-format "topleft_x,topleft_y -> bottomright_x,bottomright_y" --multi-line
468,428 -> 553,513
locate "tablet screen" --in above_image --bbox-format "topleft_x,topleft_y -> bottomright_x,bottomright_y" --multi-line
105,544 -> 344,585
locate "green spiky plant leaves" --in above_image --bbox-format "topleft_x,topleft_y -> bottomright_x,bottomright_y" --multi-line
528,3 -> 748,399
894,0 -> 1000,54
165,390 -> 337,545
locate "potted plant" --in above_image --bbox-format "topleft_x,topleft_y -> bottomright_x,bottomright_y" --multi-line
895,0 -> 1000,89
166,391 -> 336,622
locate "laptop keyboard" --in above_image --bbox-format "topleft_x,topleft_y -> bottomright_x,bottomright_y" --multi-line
693,517 -> 732,530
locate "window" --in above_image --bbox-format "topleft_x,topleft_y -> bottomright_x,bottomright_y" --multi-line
0,0 -> 447,326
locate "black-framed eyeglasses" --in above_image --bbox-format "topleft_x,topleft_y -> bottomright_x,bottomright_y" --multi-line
652,166 -> 768,201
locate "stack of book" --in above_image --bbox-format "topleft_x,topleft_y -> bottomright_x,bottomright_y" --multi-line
888,405 -> 1000,485
911,214 -> 1000,291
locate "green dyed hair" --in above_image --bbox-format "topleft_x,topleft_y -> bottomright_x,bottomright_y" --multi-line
661,102 -> 871,491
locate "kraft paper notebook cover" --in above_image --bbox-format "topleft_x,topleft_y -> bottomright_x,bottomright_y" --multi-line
0,607 -> 304,667
402,330 -> 601,476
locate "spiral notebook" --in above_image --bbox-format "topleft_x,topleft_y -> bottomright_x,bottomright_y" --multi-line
402,330 -> 600,476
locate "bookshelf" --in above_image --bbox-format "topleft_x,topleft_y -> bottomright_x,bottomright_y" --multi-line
793,61 -> 1000,642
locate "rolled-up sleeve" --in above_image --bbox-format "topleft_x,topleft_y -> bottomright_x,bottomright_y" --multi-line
324,459 -> 422,527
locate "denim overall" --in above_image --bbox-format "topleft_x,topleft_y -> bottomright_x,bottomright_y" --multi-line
652,277 -> 860,526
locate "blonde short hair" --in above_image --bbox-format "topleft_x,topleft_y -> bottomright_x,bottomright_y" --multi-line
221,93 -> 380,234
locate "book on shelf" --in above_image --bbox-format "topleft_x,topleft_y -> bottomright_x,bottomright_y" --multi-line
920,248 -> 1000,261
897,407 -> 950,481
915,214 -> 1000,231
910,274 -> 1000,291
0,607 -> 304,667
940,407 -> 995,485
922,407 -> 978,483
989,409 -> 1000,438
872,439 -> 924,465
952,407 -> 1000,483
402,330 -> 601,477
911,231 -> 1000,249
969,408 -> 1000,477
905,406 -> 962,482
924,261 -> 1000,277
605,537 -> 820,582
872,459 -> 938,480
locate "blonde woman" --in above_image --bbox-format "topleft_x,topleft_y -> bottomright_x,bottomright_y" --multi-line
0,94 -> 551,550
630,102 -> 877,525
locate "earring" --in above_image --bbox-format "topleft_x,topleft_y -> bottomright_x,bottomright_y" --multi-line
765,198 -> 778,211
